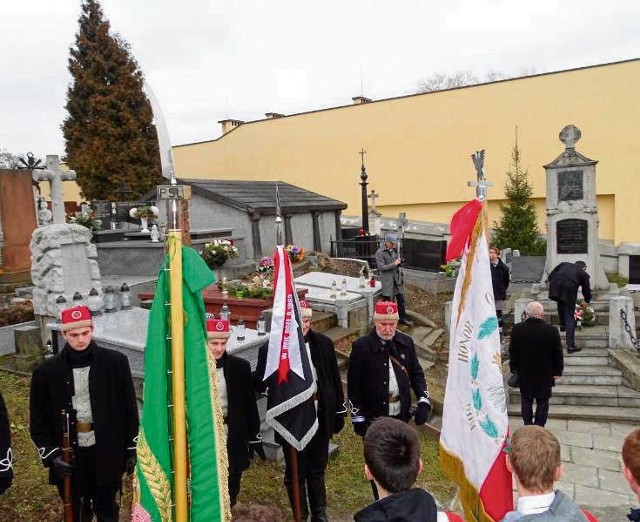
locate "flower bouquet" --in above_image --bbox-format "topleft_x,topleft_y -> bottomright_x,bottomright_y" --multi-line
200,239 -> 239,269
69,211 -> 102,231
285,244 -> 305,263
129,205 -> 159,219
575,300 -> 596,329
256,256 -> 275,274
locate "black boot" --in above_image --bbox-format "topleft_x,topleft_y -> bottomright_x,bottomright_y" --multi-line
308,479 -> 329,522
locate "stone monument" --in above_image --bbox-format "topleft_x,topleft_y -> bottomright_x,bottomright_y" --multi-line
540,125 -> 610,290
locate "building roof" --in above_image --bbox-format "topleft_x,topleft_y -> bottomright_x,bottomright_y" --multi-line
167,179 -> 347,214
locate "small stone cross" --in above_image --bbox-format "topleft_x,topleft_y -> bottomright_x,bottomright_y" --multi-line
467,149 -> 494,201
32,155 -> 77,225
368,189 -> 379,211
559,124 -> 582,149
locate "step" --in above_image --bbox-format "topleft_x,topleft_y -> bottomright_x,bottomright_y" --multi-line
562,348 -> 610,366
560,365 -> 623,386
509,384 -> 640,407
322,326 -> 360,357
507,403 -> 640,424
422,328 -> 444,347
310,310 -> 337,332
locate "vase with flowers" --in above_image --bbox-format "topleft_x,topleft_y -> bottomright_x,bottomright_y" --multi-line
200,239 -> 239,270
285,244 -> 305,263
129,205 -> 159,233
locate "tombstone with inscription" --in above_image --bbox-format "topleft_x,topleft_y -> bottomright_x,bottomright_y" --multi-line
540,125 -> 610,290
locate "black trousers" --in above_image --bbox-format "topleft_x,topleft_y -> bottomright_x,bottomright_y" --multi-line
381,293 -> 408,321
520,395 -> 550,427
55,446 -> 120,521
283,420 -> 330,522
228,468 -> 242,507
557,300 -> 577,349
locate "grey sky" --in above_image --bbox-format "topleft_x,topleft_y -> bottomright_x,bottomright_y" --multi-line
2,0 -> 639,158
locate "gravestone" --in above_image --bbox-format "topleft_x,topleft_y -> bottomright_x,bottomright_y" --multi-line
0,169 -> 38,284
630,255 -> 640,285
32,155 -> 76,225
401,238 -> 447,272
540,125 -> 610,290
510,256 -> 546,283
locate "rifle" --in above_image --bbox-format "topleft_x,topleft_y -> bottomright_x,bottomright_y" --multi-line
396,212 -> 407,287
61,410 -> 73,522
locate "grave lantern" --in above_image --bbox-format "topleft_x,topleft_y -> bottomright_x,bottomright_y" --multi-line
257,311 -> 267,336
330,280 -> 337,299
55,295 -> 67,322
87,288 -> 102,316
120,283 -> 132,310
104,287 -> 117,313
220,303 -> 230,323
72,291 -> 84,307
236,318 -> 246,341
341,278 -> 348,296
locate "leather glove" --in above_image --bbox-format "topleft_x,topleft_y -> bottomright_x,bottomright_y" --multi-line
414,401 -> 432,426
333,414 -> 345,435
0,477 -> 12,495
126,454 -> 137,475
51,455 -> 74,479
248,441 -> 266,461
352,420 -> 368,438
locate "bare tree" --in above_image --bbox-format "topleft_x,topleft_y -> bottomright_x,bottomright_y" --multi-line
0,149 -> 23,169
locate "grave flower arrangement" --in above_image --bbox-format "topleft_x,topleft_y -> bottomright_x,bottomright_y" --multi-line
69,211 -> 102,231
256,256 -> 275,274
129,205 -> 159,219
285,244 -> 306,263
440,260 -> 460,278
200,239 -> 239,269
220,275 -> 273,300
575,299 -> 596,329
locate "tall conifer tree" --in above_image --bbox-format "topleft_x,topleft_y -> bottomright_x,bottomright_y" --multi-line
62,0 -> 162,201
493,133 -> 546,255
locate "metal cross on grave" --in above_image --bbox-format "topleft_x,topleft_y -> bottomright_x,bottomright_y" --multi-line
367,189 -> 379,212
468,149 -> 494,201
32,155 -> 77,225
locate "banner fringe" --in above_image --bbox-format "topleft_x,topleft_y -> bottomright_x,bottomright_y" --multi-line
439,444 -> 499,522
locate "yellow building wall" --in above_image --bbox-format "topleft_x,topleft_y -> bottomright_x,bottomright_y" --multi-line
173,59 -> 640,245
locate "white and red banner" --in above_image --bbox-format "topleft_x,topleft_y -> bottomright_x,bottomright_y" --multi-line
263,246 -> 318,450
440,200 -> 513,522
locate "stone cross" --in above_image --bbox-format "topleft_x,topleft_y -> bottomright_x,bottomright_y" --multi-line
368,189 -> 379,211
559,124 -> 581,149
468,149 -> 494,201
32,155 -> 77,225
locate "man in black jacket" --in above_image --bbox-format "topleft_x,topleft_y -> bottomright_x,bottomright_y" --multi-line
489,245 -> 510,334
348,301 -> 431,438
0,389 -> 13,495
254,300 -> 345,522
206,317 -> 262,507
509,301 -> 563,427
548,260 -> 592,353
30,306 -> 139,521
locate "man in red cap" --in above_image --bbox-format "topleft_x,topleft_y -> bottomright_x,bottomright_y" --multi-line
254,300 -> 346,522
348,301 -> 431,438
206,317 -> 262,507
29,305 -> 139,521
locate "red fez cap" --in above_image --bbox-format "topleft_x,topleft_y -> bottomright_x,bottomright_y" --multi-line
61,306 -> 93,332
206,318 -> 230,339
374,301 -> 399,321
299,300 -> 313,318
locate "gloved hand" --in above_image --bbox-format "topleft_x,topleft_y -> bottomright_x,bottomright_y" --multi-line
126,454 -> 137,475
0,477 -> 12,495
248,441 -> 266,461
333,414 -> 345,435
414,401 -> 432,426
51,455 -> 74,479
352,420 -> 367,438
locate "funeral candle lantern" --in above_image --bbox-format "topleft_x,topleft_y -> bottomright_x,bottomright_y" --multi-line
104,287 -> 117,313
220,303 -> 230,323
257,311 -> 267,336
56,295 -> 67,322
236,318 -> 246,341
87,288 -> 102,316
120,283 -> 132,310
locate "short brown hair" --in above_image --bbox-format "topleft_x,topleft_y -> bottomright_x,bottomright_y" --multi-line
622,428 -> 640,484
364,417 -> 420,493
509,426 -> 560,492
489,245 -> 501,253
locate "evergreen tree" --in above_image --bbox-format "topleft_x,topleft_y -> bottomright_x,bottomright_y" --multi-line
493,137 -> 546,255
62,0 -> 162,201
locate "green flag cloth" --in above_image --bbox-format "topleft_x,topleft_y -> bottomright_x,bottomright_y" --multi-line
133,245 -> 230,521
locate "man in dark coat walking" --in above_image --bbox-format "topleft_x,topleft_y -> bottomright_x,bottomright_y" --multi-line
254,300 -> 346,522
206,317 -> 262,507
548,260 -> 592,353
489,245 -> 510,334
509,301 -> 563,427
0,389 -> 13,495
30,306 -> 139,521
375,233 -> 412,325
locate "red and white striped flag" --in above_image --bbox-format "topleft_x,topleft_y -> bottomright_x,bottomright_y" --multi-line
262,245 -> 318,450
440,199 -> 513,522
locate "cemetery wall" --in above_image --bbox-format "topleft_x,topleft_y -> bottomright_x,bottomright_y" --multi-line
172,59 -> 639,245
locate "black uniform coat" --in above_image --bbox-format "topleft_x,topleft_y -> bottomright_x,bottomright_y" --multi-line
0,390 -> 13,491
348,329 -> 429,423
509,318 -> 564,400
220,353 -> 261,474
29,342 -> 139,485
490,258 -> 510,301
548,262 -> 592,305
254,329 -> 346,435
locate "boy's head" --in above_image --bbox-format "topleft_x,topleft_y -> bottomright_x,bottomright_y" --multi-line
622,428 -> 640,498
363,417 -> 422,494
507,426 -> 562,493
